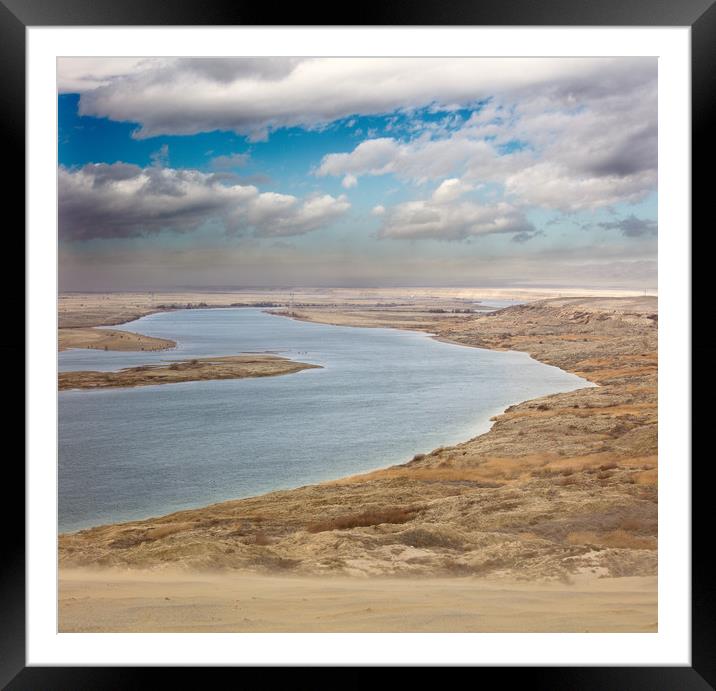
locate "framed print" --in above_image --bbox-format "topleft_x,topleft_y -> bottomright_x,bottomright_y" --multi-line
6,0 -> 711,685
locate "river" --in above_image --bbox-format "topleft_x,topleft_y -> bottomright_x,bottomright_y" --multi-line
58,308 -> 590,532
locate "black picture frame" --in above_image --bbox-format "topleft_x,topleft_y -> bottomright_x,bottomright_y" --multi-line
5,0 -> 710,685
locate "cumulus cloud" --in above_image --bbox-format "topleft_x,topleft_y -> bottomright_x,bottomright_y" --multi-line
317,137 -> 504,184
57,57 -> 655,141
597,215 -> 658,237
58,163 -> 349,240
318,114 -> 656,211
377,180 -> 533,241
431,178 -> 474,203
503,163 -> 656,211
315,63 -> 657,212
319,138 -> 400,177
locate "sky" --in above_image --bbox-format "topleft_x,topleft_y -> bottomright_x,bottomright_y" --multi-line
57,57 -> 657,292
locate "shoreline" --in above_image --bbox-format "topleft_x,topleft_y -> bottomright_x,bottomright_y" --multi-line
59,295 -> 657,583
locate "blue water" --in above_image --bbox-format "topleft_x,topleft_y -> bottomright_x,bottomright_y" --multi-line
58,308 -> 590,532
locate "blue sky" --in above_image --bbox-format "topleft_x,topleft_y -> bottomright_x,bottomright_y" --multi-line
57,57 -> 657,291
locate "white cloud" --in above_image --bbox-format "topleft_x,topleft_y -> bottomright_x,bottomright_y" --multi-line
378,195 -> 533,242
320,138 -> 400,177
316,66 -> 657,212
431,178 -> 473,203
59,163 -> 350,240
503,163 -> 656,211
317,136 -> 499,183
57,57 -> 656,141
57,56 -> 657,250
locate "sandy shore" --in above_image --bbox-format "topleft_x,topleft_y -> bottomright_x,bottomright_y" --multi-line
59,327 -> 175,352
59,569 -> 656,633
59,354 -> 320,391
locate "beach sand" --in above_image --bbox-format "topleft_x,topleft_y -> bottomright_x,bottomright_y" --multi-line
59,569 -> 656,633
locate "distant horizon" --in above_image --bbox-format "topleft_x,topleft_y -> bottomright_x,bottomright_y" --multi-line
58,57 -> 657,293
58,284 -> 657,296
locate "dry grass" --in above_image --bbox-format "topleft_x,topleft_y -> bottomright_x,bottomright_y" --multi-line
566,530 -> 656,550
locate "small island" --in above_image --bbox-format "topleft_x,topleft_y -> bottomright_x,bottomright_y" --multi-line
59,327 -> 176,352
59,354 -> 321,391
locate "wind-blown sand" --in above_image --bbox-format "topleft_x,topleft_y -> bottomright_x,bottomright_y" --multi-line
59,354 -> 320,390
58,293 -> 657,632
59,569 -> 656,633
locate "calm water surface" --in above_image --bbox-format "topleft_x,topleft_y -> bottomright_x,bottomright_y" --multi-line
59,308 -> 589,532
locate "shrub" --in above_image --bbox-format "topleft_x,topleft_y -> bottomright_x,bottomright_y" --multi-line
306,506 -> 421,533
